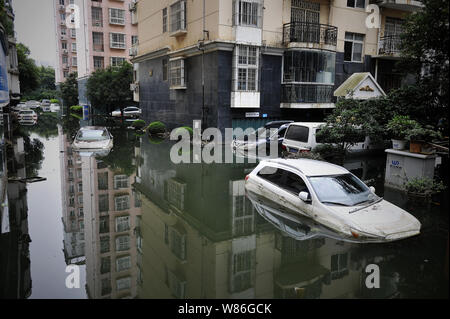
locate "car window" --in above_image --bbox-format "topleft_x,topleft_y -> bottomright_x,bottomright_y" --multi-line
285,125 -> 309,142
257,166 -> 309,196
257,166 -> 284,186
77,130 -> 109,141
283,171 -> 308,195
277,127 -> 287,138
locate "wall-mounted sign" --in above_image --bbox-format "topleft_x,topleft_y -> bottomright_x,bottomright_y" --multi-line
245,112 -> 259,118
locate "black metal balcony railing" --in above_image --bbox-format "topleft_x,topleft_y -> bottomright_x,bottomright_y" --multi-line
283,22 -> 338,46
281,84 -> 334,104
378,35 -> 401,55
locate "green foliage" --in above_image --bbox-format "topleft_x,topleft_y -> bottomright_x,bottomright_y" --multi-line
131,119 -> 146,129
0,0 -> 14,36
86,62 -> 133,114
405,177 -> 446,195
386,115 -> 420,140
60,72 -> 79,107
147,121 -> 166,135
313,144 -> 346,161
405,125 -> 442,142
70,105 -> 83,113
22,113 -> 59,139
50,99 -> 60,104
17,43 -> 39,94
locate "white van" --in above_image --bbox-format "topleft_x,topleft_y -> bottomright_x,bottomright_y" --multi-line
281,122 -> 370,154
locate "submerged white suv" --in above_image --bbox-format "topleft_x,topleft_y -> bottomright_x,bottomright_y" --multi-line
245,158 -> 421,243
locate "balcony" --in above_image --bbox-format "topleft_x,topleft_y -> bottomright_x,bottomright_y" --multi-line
281,84 -> 335,107
283,22 -> 337,50
378,35 -> 401,57
370,0 -> 423,12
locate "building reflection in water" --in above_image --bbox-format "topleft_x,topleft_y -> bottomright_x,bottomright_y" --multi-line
0,115 -> 32,298
132,138 -> 407,299
60,126 -> 142,299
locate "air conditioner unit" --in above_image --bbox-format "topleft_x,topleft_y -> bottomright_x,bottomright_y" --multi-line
128,2 -> 136,11
129,47 -> 137,56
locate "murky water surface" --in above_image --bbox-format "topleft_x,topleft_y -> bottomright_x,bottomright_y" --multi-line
0,114 -> 448,299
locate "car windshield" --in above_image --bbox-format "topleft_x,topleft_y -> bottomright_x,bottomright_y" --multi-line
77,129 -> 109,141
308,173 -> 377,206
21,111 -> 33,114
125,107 -> 138,111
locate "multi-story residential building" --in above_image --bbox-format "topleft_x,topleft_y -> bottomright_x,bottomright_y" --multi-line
81,154 -> 141,299
58,125 -> 86,265
54,0 -> 138,104
132,0 -> 422,131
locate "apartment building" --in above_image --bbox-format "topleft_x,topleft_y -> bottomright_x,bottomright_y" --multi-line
81,154 -> 141,299
54,0 -> 138,103
132,0 -> 422,131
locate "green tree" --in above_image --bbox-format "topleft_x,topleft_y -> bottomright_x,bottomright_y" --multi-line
86,62 -> 133,115
37,66 -> 56,91
17,43 -> 39,94
60,72 -> 79,107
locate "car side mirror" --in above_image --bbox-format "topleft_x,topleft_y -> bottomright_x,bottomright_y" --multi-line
369,186 -> 376,194
299,191 -> 311,203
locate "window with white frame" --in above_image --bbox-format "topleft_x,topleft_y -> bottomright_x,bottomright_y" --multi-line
115,195 -> 130,211
169,58 -> 186,88
63,71 -> 69,78
114,175 -> 129,189
72,56 -> 77,67
70,28 -> 76,38
344,32 -> 364,62
166,268 -> 186,299
170,0 -> 186,33
62,55 -> 68,65
347,0 -> 365,9
109,8 -> 125,25
330,253 -> 349,279
61,27 -> 66,35
116,277 -> 131,291
167,178 -> 186,211
165,226 -> 186,260
116,255 -> 131,272
61,42 -> 67,50
162,7 -> 168,33
116,235 -> 130,251
110,33 -> 126,49
110,57 -> 126,67
115,215 -> 130,232
230,250 -> 255,292
233,0 -> 262,27
78,207 -> 83,216
233,45 -> 259,91
94,56 -> 104,70
71,42 -> 77,52
131,35 -> 138,46
78,195 -> 83,205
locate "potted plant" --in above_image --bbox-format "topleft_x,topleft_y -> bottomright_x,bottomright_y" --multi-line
405,125 -> 441,154
386,115 -> 419,150
404,177 -> 446,199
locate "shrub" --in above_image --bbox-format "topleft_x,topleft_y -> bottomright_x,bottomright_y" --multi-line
50,99 -> 60,104
405,177 -> 446,195
386,115 -> 420,140
405,125 -> 442,142
70,105 -> 83,113
313,144 -> 346,159
147,121 -> 166,135
131,119 -> 146,129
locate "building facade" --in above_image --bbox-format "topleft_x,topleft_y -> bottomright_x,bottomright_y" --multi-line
132,0 -> 421,131
53,0 -> 138,104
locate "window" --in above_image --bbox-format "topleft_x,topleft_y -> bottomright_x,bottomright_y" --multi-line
233,0 -> 262,27
94,56 -> 105,70
109,8 -> 125,25
78,207 -> 83,216
63,71 -> 69,78
232,195 -> 254,236
71,42 -> 77,52
115,216 -> 130,232
101,279 -> 111,296
99,216 -> 109,233
62,55 -> 68,64
331,253 -> 349,279
100,236 -> 110,253
92,7 -> 103,27
116,235 -> 130,251
284,171 -> 308,195
233,45 -> 259,91
162,7 -> 168,33
116,256 -> 131,272
131,35 -> 138,46
169,58 -> 186,88
231,250 -> 255,292
344,32 -> 364,62
347,0 -> 365,9
77,168 -> 82,178
77,182 -> 82,192
170,0 -> 186,33
285,125 -> 309,143
60,13 -> 66,21
114,175 -> 129,189
165,226 -> 186,260
116,277 -> 131,291
70,28 -> 76,38
115,195 -> 130,211
110,57 -> 126,67
98,172 -> 108,190
100,257 -> 111,274
77,195 -> 83,205
72,56 -> 77,67
162,58 -> 168,81
59,0 -> 65,5
93,32 -> 104,52
99,194 -> 109,212
61,28 -> 66,35
166,269 -> 186,299
61,42 -> 67,50
167,178 -> 186,211
257,166 -> 284,186
283,50 -> 335,83
110,33 -> 126,49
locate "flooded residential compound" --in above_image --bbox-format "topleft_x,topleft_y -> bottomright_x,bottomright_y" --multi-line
0,112 -> 448,299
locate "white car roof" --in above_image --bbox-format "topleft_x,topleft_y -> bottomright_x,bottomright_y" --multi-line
288,122 -> 326,128
264,158 -> 349,177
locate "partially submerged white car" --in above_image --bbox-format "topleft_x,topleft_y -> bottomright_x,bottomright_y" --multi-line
245,158 -> 421,243
73,126 -> 113,156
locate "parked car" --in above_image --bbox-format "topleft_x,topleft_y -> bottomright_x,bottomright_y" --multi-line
72,126 -> 113,155
50,103 -> 60,112
281,122 -> 369,154
17,109 -> 38,125
25,100 -> 40,109
245,158 -> 421,242
41,99 -> 51,107
111,106 -> 142,118
232,120 -> 293,157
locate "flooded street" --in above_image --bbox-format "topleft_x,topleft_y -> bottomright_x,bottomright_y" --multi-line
1,115 -> 448,299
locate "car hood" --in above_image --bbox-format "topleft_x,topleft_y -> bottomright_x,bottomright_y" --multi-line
73,139 -> 112,150
325,199 -> 421,240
